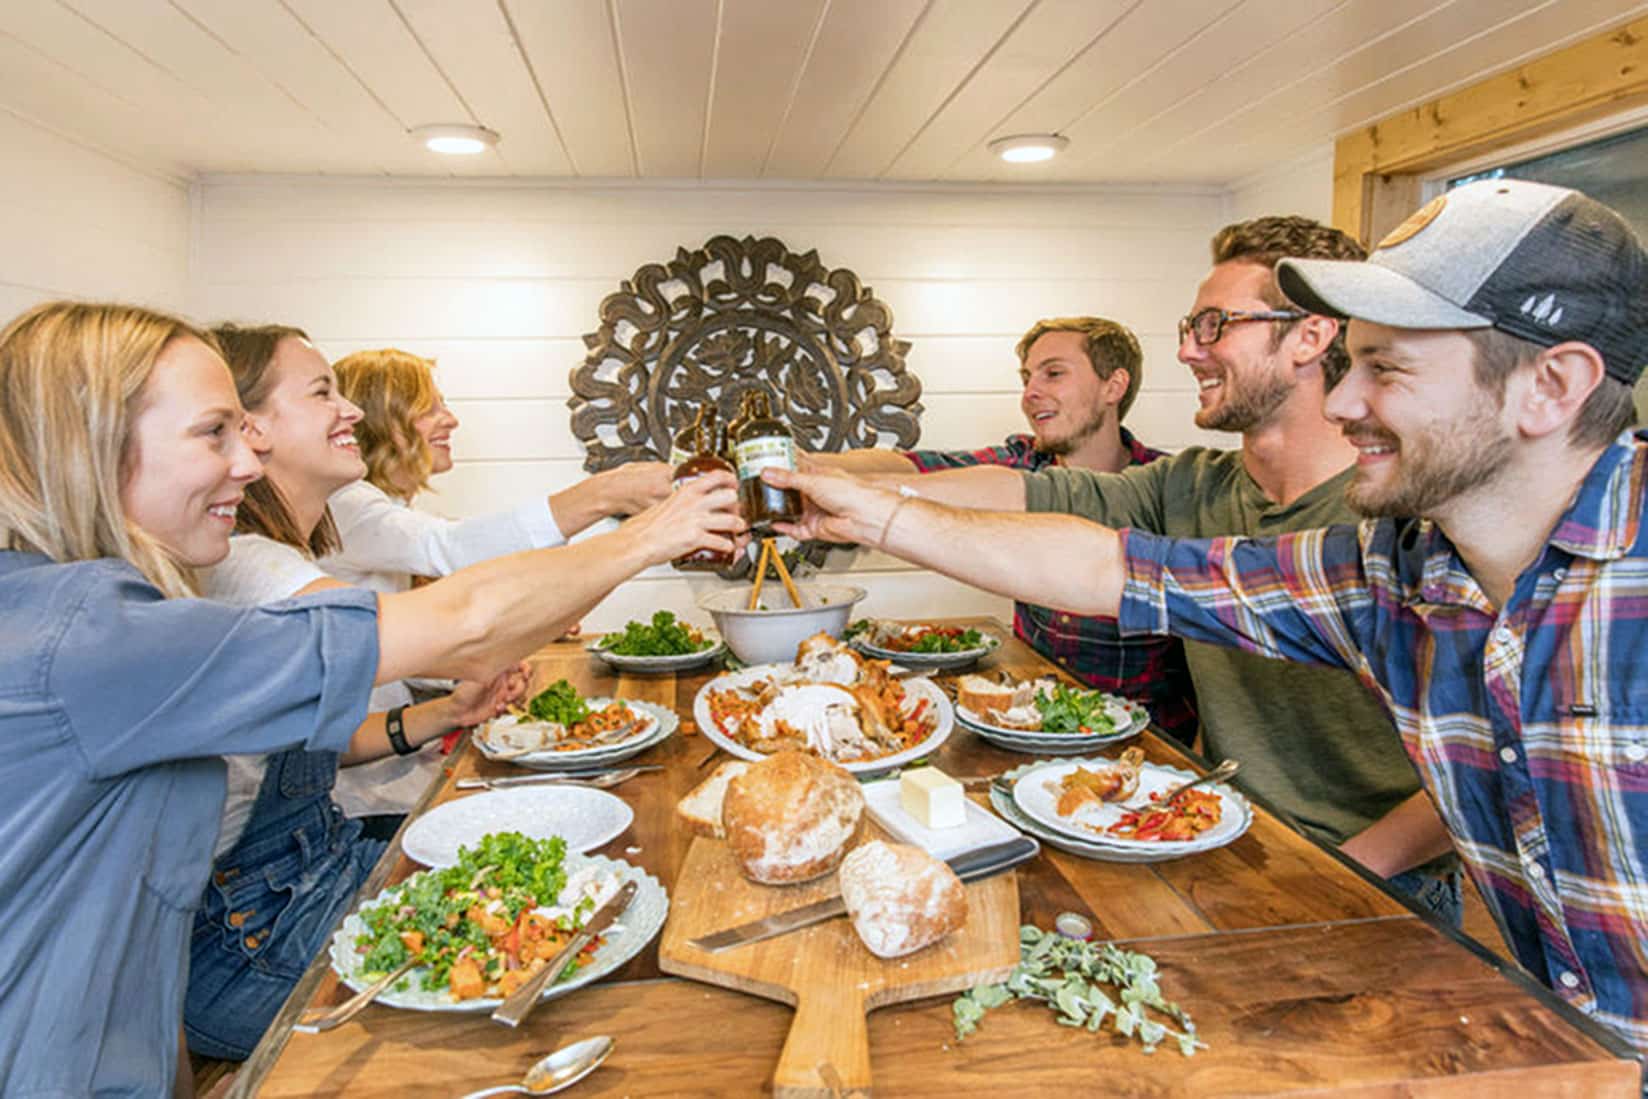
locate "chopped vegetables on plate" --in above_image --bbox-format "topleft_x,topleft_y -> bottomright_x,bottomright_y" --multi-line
351,832 -> 617,1002
596,611 -> 713,656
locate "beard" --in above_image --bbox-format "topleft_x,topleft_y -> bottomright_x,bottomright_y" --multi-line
1035,404 -> 1109,457
1194,363 -> 1295,432
1342,412 -> 1514,518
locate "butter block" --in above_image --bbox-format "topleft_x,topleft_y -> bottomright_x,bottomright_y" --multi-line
899,766 -> 965,829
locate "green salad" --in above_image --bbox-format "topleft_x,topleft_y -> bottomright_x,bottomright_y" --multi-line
354,832 -> 571,992
525,679 -> 589,726
1033,682 -> 1122,735
597,611 -> 712,656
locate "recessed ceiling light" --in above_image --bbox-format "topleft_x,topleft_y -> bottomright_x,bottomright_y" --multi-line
411,123 -> 500,156
988,133 -> 1069,164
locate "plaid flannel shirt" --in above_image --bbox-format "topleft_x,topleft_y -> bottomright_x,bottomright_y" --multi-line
1118,428 -> 1648,1054
904,430 -> 1199,744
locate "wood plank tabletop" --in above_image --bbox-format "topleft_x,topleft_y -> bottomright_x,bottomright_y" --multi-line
236,620 -> 1640,1097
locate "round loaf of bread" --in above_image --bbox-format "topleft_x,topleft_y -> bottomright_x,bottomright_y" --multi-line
723,750 -> 864,884
838,840 -> 967,958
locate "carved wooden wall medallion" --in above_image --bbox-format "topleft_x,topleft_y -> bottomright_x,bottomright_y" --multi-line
569,234 -> 921,472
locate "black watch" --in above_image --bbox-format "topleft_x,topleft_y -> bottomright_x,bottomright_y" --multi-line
385,706 -> 416,756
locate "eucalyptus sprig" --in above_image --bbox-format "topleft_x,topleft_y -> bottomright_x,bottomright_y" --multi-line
952,925 -> 1206,1057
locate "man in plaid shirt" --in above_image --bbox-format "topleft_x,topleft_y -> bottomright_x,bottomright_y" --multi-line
767,180 -> 1648,1059
813,316 -> 1198,746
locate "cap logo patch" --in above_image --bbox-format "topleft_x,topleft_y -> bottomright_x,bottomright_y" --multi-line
1378,194 -> 1446,250
1520,292 -> 1565,327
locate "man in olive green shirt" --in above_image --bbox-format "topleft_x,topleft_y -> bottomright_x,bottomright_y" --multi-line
877,216 -> 1459,920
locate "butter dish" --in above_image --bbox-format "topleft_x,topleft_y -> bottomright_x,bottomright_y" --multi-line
861,778 -> 1022,861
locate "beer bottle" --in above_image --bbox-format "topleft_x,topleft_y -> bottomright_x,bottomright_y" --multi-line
671,407 -> 735,571
732,391 -> 802,529
722,391 -> 754,466
669,403 -> 705,467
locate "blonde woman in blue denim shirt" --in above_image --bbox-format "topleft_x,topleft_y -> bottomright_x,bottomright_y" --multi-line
0,301 -> 743,1095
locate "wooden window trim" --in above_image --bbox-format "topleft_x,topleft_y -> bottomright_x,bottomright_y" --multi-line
1333,17 -> 1648,244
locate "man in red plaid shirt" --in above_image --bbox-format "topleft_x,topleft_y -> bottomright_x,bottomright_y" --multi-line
813,316 -> 1199,746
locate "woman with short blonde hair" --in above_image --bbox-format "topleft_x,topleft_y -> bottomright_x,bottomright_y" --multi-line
0,301 -> 743,1092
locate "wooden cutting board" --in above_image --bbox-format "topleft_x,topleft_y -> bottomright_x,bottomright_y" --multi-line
658,830 -> 1021,1098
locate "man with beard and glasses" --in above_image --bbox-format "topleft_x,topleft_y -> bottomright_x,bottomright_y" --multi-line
857,217 -> 1463,925
811,317 -> 1198,746
760,179 -> 1648,1059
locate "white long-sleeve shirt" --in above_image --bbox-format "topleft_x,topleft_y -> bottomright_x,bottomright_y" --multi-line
320,479 -> 564,816
322,479 -> 563,593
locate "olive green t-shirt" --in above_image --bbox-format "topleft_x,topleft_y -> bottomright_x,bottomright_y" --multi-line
1023,448 -> 1429,851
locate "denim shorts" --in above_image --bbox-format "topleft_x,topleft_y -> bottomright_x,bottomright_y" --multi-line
1386,866 -> 1465,929
184,799 -> 384,1060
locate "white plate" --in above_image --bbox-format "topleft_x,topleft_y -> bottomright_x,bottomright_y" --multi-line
401,786 -> 634,867
587,636 -> 725,673
1011,759 -> 1248,850
988,759 -> 1252,863
474,700 -> 676,769
693,663 -> 953,775
328,852 -> 667,1012
851,630 -> 1001,671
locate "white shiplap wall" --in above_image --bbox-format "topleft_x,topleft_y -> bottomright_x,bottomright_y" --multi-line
192,177 -> 1238,629
0,109 -> 191,319
1228,144 -> 1336,226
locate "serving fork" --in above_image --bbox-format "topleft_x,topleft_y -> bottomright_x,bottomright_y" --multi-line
294,957 -> 419,1033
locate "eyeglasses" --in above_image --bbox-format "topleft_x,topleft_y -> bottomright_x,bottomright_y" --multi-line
1178,306 -> 1307,346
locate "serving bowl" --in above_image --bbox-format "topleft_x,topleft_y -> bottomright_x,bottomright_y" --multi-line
697,583 -> 867,665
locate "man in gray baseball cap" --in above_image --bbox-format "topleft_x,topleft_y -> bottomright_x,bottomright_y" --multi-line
758,178 -> 1648,1057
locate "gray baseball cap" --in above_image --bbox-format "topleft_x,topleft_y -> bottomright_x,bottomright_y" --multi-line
1277,178 -> 1648,383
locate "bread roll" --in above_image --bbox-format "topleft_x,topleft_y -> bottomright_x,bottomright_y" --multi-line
838,840 -> 967,958
676,760 -> 751,839
723,750 -> 864,884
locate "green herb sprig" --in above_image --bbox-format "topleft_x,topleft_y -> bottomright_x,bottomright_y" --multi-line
952,925 -> 1205,1057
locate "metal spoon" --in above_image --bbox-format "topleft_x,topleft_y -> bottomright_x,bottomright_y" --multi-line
457,1035 -> 614,1098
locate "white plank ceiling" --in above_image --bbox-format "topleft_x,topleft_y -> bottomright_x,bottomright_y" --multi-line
2,0 -> 1644,184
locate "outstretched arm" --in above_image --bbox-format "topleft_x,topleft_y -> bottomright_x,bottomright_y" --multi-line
764,465 -> 1124,616
376,472 -> 744,685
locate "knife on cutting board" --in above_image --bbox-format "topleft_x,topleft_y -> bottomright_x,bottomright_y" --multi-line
688,835 -> 1039,953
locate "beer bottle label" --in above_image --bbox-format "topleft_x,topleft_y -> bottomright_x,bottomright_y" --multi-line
669,445 -> 692,467
733,435 -> 795,481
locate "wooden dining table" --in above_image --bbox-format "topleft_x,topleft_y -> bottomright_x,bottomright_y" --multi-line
233,619 -> 1640,1097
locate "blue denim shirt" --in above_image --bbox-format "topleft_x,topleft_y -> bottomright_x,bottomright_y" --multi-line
0,552 -> 379,1096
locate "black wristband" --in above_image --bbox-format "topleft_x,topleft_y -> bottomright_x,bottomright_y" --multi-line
385,706 -> 415,756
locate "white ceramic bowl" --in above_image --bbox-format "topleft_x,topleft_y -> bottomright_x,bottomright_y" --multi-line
698,584 -> 867,665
